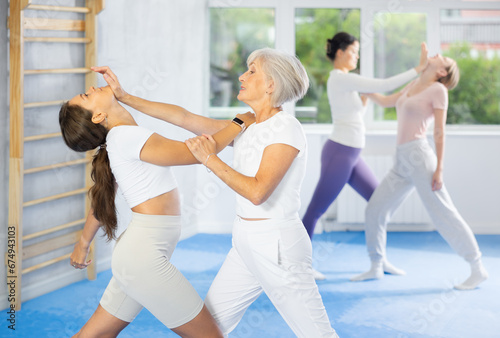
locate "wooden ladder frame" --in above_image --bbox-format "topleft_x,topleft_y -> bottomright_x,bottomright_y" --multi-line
8,0 -> 104,310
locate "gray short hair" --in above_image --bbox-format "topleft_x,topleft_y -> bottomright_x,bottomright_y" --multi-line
247,48 -> 309,108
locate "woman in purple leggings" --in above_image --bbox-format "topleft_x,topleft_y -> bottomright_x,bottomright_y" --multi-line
302,32 -> 427,279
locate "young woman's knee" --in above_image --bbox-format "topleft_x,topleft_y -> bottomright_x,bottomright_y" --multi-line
171,305 -> 223,338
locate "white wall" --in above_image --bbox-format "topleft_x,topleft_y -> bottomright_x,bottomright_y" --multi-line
96,0 -> 208,240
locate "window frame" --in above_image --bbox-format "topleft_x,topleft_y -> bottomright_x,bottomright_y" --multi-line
207,0 -> 500,131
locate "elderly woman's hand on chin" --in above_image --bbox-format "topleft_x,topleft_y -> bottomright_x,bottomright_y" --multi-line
185,134 -> 217,166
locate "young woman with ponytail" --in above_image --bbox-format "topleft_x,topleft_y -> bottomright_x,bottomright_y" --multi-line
60,75 -> 254,337
94,55 -> 338,337
302,32 -> 429,280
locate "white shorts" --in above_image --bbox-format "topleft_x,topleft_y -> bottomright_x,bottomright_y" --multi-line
100,212 -> 204,328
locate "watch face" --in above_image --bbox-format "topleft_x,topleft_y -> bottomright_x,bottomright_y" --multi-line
233,117 -> 244,125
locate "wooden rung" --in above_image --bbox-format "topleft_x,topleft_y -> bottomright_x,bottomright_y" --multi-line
24,37 -> 92,44
26,4 -> 90,14
23,218 -> 86,241
22,253 -> 72,275
24,99 -> 65,109
24,18 -> 85,31
25,68 -> 90,75
23,187 -> 88,208
24,158 -> 90,175
24,132 -> 61,142
23,230 -> 82,260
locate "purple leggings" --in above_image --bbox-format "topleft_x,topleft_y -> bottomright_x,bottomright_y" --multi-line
302,139 -> 379,238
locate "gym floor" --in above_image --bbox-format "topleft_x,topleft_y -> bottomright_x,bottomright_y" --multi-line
5,231 -> 499,338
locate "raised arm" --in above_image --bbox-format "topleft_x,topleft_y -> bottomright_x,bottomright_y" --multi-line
337,42 -> 427,93
140,112 -> 255,167
338,69 -> 417,93
365,76 -> 418,107
365,91 -> 404,108
185,135 -> 298,205
92,66 -> 227,135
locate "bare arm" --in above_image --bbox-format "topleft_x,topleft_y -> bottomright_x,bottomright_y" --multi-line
140,120 -> 246,167
365,91 -> 404,108
432,108 -> 447,191
70,208 -> 101,269
92,66 -> 227,135
186,135 -> 299,205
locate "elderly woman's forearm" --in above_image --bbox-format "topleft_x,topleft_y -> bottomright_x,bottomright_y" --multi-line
206,157 -> 270,205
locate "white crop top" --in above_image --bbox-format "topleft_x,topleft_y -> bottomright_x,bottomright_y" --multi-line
106,125 -> 178,208
327,68 -> 417,148
233,111 -> 307,219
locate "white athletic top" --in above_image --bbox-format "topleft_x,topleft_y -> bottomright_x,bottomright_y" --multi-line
327,68 -> 418,148
106,125 -> 178,208
233,111 -> 307,219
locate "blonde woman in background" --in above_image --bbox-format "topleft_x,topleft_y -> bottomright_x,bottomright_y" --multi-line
352,53 -> 488,291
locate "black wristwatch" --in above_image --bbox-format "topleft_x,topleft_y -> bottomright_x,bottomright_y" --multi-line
232,117 -> 246,133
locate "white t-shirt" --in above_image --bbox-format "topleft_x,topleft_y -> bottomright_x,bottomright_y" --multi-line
233,111 -> 307,219
106,125 -> 178,208
327,68 -> 417,148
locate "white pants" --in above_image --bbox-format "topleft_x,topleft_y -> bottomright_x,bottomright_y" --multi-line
100,212 -> 204,328
205,217 -> 337,338
365,138 -> 481,264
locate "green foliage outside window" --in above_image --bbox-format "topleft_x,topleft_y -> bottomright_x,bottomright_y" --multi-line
445,43 -> 500,125
381,42 -> 500,124
210,7 -> 500,125
209,8 -> 275,108
373,13 -> 426,121
295,9 -> 360,123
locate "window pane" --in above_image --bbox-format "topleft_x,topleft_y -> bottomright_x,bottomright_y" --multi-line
209,8 -> 275,118
441,9 -> 500,125
373,13 -> 427,121
295,8 -> 360,123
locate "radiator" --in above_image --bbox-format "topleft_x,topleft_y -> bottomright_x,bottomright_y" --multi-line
336,155 -> 431,224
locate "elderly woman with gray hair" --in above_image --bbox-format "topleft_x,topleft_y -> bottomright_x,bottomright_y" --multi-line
185,48 -> 337,337
99,48 -> 338,337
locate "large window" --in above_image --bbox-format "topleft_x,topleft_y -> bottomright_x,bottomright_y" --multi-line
373,12 -> 427,121
208,1 -> 500,127
441,9 -> 500,125
209,8 -> 275,118
295,8 -> 360,124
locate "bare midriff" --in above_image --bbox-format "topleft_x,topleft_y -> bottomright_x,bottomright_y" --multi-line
239,217 -> 269,221
131,188 -> 181,216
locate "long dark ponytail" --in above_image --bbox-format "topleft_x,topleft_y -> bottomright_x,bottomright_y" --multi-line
59,102 -> 117,241
326,32 -> 358,61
